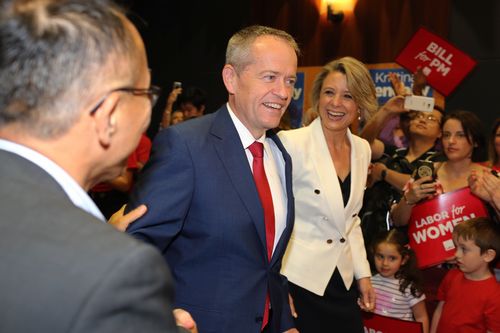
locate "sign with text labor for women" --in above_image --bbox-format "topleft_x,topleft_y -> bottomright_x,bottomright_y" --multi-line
408,187 -> 489,268
362,312 -> 422,333
395,27 -> 477,96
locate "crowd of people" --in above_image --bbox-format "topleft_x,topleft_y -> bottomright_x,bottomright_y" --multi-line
1,0 -> 499,333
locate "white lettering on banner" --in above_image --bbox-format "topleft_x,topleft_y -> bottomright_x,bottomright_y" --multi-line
374,72 -> 413,84
412,213 -> 476,244
451,204 -> 465,219
376,86 -> 430,99
429,59 -> 451,76
415,211 -> 450,228
293,87 -> 302,100
426,42 -> 454,65
415,51 -> 431,62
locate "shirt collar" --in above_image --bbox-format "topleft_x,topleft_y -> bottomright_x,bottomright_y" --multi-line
0,139 -> 105,221
226,103 -> 266,149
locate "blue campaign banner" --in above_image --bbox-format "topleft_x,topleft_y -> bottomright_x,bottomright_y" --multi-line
369,68 -> 434,105
289,71 -> 305,129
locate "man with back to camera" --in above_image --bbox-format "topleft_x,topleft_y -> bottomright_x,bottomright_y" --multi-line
126,25 -> 300,333
0,0 -> 194,332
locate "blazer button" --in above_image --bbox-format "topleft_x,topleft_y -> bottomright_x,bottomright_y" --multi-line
340,238 -> 346,243
326,239 -> 333,244
314,189 -> 320,194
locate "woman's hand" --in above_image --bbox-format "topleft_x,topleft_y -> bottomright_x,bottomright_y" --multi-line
404,176 -> 439,204
357,277 -> 375,312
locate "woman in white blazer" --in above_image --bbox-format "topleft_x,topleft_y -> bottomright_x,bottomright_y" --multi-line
279,57 -> 378,332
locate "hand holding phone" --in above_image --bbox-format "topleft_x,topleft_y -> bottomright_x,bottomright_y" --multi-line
173,81 -> 182,89
404,95 -> 435,112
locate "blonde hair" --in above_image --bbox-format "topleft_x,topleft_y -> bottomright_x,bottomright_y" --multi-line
310,56 -> 378,122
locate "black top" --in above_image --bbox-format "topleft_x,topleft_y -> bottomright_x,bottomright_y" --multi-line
338,173 -> 351,208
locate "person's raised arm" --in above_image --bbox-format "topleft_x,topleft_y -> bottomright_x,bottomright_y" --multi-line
360,95 -> 406,160
160,87 -> 182,129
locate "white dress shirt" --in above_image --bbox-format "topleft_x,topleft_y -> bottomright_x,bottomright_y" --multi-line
227,103 -> 287,253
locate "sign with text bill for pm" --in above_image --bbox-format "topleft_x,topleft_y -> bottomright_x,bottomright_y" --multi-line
395,27 -> 477,96
408,187 -> 489,268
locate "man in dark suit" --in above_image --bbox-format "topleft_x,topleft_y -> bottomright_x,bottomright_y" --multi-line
0,0 -> 192,332
126,25 -> 300,333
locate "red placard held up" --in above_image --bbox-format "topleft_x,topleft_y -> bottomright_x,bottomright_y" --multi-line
396,27 -> 477,96
408,187 -> 489,268
362,312 -> 423,333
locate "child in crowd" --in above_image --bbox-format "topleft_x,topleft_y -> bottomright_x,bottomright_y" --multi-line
430,217 -> 500,333
371,229 -> 429,333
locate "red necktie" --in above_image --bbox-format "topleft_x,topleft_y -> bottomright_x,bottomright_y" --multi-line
248,141 -> 275,330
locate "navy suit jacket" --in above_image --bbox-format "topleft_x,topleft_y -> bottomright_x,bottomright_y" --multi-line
127,105 -> 295,333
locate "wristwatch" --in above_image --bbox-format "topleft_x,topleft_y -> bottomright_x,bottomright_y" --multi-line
381,169 -> 387,182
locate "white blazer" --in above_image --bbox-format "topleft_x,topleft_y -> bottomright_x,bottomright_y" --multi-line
279,117 -> 372,296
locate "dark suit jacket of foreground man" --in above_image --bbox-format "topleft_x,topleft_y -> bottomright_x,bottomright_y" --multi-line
0,149 -> 179,333
127,105 -> 295,333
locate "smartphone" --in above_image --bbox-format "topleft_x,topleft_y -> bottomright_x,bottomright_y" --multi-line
404,95 -> 435,112
412,160 -> 435,183
173,81 -> 182,89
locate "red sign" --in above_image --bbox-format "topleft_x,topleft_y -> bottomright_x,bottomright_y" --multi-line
362,312 -> 423,333
395,27 -> 477,96
408,187 -> 489,268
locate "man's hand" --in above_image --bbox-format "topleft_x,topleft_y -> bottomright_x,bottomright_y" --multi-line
108,204 -> 147,231
173,308 -> 198,333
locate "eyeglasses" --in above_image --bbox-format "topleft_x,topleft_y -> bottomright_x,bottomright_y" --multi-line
89,85 -> 162,114
409,111 -> 441,123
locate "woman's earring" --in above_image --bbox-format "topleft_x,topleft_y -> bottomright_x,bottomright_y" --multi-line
358,110 -> 361,121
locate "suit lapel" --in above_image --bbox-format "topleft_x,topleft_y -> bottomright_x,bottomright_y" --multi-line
309,118 -> 346,233
344,130 -> 362,215
209,107 -> 267,250
268,130 -> 294,264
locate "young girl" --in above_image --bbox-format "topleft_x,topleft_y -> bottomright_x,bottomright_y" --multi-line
370,229 -> 429,333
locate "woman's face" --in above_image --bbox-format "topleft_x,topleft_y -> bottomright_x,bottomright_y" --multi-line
442,118 -> 474,161
318,71 -> 359,134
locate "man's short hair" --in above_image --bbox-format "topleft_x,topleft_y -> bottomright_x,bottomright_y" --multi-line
0,0 -> 137,138
225,25 -> 300,74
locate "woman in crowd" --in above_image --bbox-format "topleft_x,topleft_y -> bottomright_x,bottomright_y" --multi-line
391,110 -> 488,225
278,57 -> 382,332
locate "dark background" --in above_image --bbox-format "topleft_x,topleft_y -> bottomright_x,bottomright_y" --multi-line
119,0 -> 499,139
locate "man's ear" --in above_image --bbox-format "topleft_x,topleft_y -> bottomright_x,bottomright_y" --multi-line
91,93 -> 120,148
222,64 -> 237,95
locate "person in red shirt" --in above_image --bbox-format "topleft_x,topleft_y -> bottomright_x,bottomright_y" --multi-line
430,217 -> 500,333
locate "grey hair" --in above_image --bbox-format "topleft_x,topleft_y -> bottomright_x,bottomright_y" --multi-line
311,56 -> 379,122
0,0 -> 137,138
225,25 -> 300,73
